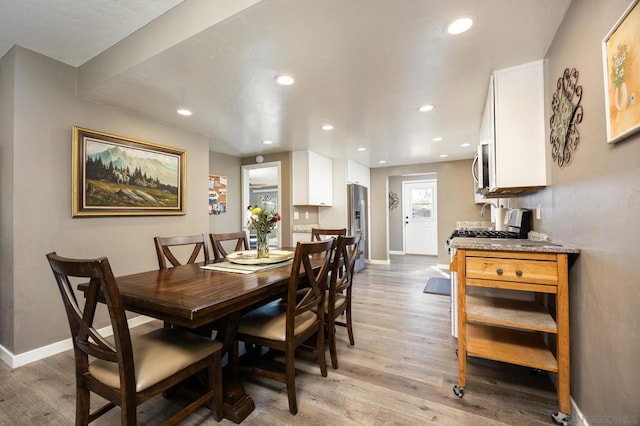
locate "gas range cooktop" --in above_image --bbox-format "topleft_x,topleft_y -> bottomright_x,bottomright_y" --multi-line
449,229 -> 522,239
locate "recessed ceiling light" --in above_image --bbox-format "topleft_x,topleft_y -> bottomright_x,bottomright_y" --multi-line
432,137 -> 443,142
357,147 -> 366,152
177,109 -> 192,116
262,140 -> 273,145
447,17 -> 474,35
461,143 -> 471,147
275,74 -> 294,85
440,154 -> 449,158
418,104 -> 434,112
321,124 -> 334,131
378,160 -> 386,164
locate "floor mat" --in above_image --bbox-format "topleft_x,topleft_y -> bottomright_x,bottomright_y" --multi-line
423,277 -> 451,296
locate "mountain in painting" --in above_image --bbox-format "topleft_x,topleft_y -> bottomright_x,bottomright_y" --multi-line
88,146 -> 178,186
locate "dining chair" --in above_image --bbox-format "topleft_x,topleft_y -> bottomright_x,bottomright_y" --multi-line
230,239 -> 335,415
324,234 -> 361,369
310,227 -> 347,241
209,231 -> 249,261
154,233 -> 210,269
45,252 -> 223,425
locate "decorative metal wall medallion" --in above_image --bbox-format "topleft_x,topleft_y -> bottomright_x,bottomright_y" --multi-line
550,68 -> 584,167
388,191 -> 399,210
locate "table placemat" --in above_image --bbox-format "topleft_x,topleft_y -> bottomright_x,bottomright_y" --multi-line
201,259 -> 293,274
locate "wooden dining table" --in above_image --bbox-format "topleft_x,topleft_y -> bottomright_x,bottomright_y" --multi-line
78,249 -> 321,423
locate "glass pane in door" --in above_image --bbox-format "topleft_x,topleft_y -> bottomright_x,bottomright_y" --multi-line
410,188 -> 433,221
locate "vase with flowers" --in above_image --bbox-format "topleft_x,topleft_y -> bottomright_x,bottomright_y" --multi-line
246,197 -> 281,258
611,41 -> 630,111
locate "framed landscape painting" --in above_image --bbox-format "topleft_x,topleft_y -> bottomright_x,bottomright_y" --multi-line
72,126 -> 186,217
602,0 -> 640,143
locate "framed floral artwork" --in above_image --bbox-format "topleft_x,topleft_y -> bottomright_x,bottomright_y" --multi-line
72,126 -> 186,217
602,0 -> 640,143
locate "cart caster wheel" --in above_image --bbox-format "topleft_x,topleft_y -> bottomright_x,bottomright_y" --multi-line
453,385 -> 464,398
551,411 -> 571,426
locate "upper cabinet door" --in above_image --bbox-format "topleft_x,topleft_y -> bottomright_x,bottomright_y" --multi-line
292,150 -> 333,206
492,59 -> 546,190
347,159 -> 370,188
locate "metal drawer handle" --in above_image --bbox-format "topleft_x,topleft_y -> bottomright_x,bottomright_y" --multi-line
496,268 -> 503,276
516,270 -> 523,277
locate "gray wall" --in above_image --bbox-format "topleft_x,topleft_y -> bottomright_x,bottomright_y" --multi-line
388,176 -> 404,252
517,0 -> 639,420
0,48 -> 16,351
209,151 -> 242,234
371,159 -> 482,265
1,47 -> 211,355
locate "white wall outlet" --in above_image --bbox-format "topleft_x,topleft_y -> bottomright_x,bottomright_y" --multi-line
536,204 -> 541,220
294,211 -> 299,220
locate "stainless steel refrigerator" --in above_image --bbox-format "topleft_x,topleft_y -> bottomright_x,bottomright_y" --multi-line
347,183 -> 368,272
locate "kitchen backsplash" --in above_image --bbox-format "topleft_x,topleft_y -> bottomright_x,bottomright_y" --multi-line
292,206 -> 319,224
455,220 -> 494,230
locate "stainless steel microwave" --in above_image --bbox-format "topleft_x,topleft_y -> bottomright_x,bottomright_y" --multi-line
473,144 -> 489,194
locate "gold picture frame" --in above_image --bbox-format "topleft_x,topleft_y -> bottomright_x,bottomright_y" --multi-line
602,0 -> 640,143
72,126 -> 186,217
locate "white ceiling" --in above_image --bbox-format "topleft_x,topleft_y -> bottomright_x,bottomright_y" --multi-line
0,0 -> 572,168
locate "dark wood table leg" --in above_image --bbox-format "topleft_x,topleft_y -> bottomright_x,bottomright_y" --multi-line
215,312 -> 255,423
168,314 -> 256,423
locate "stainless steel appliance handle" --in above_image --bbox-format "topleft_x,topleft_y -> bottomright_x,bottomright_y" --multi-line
471,154 -> 479,183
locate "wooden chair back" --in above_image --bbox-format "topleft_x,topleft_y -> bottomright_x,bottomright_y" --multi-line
325,234 -> 361,369
310,227 -> 346,241
209,231 -> 249,261
287,239 -> 336,336
331,234 -> 361,298
46,252 -> 138,421
154,233 -> 210,269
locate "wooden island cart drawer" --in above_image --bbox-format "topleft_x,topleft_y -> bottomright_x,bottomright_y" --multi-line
466,256 -> 558,285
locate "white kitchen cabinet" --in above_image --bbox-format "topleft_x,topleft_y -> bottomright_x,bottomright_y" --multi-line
346,159 -> 370,188
292,150 -> 333,206
479,59 -> 547,197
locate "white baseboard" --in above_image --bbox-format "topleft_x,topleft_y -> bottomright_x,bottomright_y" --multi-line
436,263 -> 450,270
1,315 -> 155,369
571,397 -> 588,426
388,250 -> 404,255
548,371 -> 587,425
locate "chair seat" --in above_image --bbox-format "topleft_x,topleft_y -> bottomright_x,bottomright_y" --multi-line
238,301 -> 317,341
325,292 -> 347,314
89,328 -> 222,392
313,291 -> 346,314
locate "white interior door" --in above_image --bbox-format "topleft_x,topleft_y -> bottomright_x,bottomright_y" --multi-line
403,180 -> 438,255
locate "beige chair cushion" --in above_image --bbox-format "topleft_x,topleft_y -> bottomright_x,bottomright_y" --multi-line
311,291 -> 346,314
237,301 -> 317,341
323,291 -> 347,314
89,328 -> 222,392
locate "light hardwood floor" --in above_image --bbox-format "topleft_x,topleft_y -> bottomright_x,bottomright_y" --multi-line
0,255 -> 559,425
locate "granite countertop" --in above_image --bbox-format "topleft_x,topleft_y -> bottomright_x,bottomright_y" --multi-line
450,237 -> 580,254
